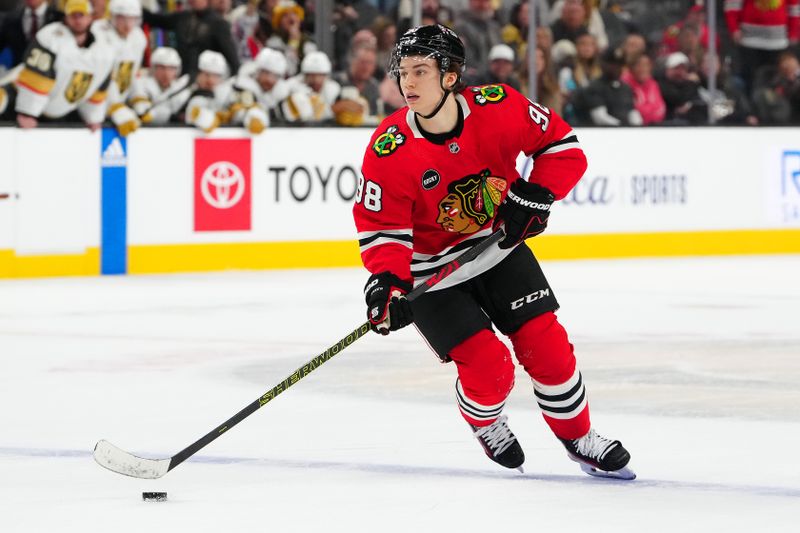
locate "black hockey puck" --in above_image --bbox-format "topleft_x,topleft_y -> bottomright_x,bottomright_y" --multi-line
142,492 -> 168,502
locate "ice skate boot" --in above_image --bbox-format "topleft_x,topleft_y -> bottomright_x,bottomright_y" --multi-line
471,415 -> 525,471
559,428 -> 636,480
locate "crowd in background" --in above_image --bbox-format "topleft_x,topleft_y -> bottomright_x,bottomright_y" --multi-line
0,0 -> 799,135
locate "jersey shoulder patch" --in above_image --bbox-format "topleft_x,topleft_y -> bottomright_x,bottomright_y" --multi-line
372,123 -> 406,157
470,84 -> 509,106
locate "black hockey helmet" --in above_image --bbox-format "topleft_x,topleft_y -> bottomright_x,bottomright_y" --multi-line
390,25 -> 466,119
389,24 -> 466,80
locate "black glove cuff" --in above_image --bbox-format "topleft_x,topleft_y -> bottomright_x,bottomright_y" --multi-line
511,180 -> 555,204
364,272 -> 412,297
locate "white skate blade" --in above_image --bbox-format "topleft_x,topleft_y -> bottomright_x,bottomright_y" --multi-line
569,455 -> 637,480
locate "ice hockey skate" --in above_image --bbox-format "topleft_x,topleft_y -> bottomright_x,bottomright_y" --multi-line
471,415 -> 525,471
559,428 -> 636,480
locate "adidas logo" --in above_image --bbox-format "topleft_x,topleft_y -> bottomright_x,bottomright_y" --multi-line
102,137 -> 127,167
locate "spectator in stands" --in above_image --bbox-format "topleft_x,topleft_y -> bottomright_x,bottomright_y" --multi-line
753,49 -> 800,124
535,44 -> 564,115
210,0 -> 233,19
725,0 -> 800,96
620,31 -> 647,68
468,44 -> 522,92
661,4 -> 716,57
454,0 -> 503,78
420,0 -> 454,27
502,1 -> 553,63
267,0 -> 316,76
551,0 -> 608,51
280,50 -> 341,124
129,46 -> 190,125
229,0 -> 263,59
657,51 -> 707,125
699,53 -> 759,125
332,45 -> 381,125
371,16 -> 397,78
536,25 -> 554,59
573,46 -> 641,126
395,0 -> 453,34
332,0 -> 380,71
0,0 -> 62,67
143,0 -> 240,77
620,52 -> 665,125
559,31 -> 602,93
184,50 -> 229,132
242,16 -> 272,60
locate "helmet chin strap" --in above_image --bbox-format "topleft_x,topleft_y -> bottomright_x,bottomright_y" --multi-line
416,73 -> 452,120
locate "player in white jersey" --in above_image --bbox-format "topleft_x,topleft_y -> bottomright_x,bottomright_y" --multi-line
1,0 -> 115,130
249,48 -> 291,115
184,50 -> 229,133
217,48 -> 290,133
128,47 -> 189,125
91,0 -> 147,136
280,50 -> 341,124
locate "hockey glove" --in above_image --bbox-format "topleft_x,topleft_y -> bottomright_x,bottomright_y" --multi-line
109,104 -> 141,137
364,272 -> 413,335
493,180 -> 555,249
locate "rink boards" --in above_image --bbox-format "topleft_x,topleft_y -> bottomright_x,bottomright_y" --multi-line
0,126 -> 799,278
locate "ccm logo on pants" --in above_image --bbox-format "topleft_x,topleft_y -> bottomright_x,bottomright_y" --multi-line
511,289 -> 551,310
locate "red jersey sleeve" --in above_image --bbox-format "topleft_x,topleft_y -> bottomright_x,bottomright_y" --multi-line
353,123 -> 416,283
503,84 -> 588,200
724,1 -> 742,35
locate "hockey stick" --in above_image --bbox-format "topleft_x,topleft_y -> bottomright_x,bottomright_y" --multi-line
94,230 -> 506,479
135,74 -> 192,119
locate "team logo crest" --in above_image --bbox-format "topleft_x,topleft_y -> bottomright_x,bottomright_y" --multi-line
372,125 -> 405,157
472,85 -> 507,105
64,71 -> 94,103
114,61 -> 134,94
436,169 -> 507,234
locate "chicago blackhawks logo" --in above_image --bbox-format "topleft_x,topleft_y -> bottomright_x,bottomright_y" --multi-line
372,125 -> 405,157
472,85 -> 507,105
754,0 -> 781,11
436,169 -> 506,234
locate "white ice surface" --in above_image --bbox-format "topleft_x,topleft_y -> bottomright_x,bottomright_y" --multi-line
1,256 -> 799,532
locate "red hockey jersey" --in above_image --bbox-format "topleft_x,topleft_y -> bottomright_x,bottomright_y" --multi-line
725,0 -> 800,50
353,84 -> 587,290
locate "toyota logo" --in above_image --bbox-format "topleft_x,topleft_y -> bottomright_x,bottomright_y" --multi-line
201,161 -> 246,209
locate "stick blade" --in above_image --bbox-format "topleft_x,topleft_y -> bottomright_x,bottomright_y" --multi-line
93,440 -> 170,479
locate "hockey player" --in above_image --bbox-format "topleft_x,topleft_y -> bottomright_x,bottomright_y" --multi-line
184,50 -> 228,133
91,0 -> 147,136
128,47 -> 189,125
0,0 -> 115,130
352,24 -> 635,480
249,47 -> 290,117
280,51 -> 340,124
216,48 -> 289,134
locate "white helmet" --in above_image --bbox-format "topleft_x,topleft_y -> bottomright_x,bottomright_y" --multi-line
109,0 -> 142,17
300,51 -> 331,75
151,47 -> 181,71
254,48 -> 287,77
198,50 -> 228,77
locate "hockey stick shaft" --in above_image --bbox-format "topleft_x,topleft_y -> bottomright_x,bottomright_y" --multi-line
97,230 -> 504,477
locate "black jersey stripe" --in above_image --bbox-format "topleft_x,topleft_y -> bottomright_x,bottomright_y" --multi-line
410,235 -> 489,266
358,232 -> 414,247
530,135 -> 579,160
